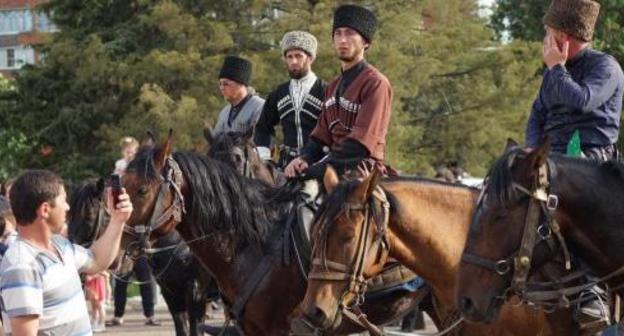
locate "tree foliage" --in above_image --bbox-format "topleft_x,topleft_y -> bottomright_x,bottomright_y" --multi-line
1,0 -> 549,181
491,0 -> 624,62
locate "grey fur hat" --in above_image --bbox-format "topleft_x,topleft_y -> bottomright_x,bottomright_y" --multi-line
281,31 -> 318,58
543,0 -> 600,42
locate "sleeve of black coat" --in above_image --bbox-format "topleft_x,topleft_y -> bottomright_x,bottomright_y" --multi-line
328,139 -> 370,171
253,90 -> 279,147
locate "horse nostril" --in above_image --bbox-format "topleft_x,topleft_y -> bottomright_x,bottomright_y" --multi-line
307,306 -> 329,327
459,296 -> 474,315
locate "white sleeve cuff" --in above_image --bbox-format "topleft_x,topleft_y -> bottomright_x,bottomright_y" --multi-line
256,146 -> 271,160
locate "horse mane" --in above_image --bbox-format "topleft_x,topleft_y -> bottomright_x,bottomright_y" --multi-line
128,148 -> 299,253
487,147 -> 624,208
313,175 -> 474,255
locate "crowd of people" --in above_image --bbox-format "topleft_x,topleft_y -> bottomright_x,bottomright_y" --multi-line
0,0 -> 623,334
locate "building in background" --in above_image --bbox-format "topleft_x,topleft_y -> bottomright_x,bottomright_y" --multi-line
0,0 -> 55,77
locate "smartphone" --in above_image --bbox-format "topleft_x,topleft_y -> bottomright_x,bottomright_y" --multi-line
110,174 -> 122,206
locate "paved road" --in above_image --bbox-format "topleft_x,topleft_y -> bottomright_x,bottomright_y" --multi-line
97,296 -> 438,335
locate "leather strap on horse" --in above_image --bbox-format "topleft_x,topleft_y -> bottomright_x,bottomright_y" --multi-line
512,196 -> 542,292
125,157 -> 186,240
342,305 -> 384,336
230,256 -> 273,321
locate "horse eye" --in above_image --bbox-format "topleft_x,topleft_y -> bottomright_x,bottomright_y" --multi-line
138,186 -> 149,196
495,209 -> 509,219
341,234 -> 355,243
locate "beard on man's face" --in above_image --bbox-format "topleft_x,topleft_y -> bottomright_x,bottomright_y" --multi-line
288,67 -> 309,80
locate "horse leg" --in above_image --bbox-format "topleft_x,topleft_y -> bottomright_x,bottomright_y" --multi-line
160,283 -> 190,336
187,279 -> 207,336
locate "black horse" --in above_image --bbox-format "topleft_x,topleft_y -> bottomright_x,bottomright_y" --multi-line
205,128 -> 284,186
68,179 -> 211,336
458,140 -> 624,325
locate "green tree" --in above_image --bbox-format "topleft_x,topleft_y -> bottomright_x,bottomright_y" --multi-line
491,0 -> 624,62
4,0 -> 545,179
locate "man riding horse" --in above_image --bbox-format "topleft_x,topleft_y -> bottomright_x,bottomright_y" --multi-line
254,31 -> 326,168
284,4 -> 394,178
525,0 -> 624,161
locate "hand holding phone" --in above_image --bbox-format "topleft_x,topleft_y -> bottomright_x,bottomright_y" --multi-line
110,174 -> 122,206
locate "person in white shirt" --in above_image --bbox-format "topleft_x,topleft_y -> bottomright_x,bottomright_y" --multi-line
0,169 -> 132,335
114,136 -> 139,176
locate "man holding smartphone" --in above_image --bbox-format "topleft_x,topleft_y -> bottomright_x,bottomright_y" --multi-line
525,0 -> 624,161
0,170 -> 133,335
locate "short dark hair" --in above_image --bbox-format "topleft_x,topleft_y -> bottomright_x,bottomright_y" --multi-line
10,170 -> 64,226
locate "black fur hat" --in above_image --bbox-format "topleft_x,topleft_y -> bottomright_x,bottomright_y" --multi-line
332,5 -> 377,43
219,56 -> 252,86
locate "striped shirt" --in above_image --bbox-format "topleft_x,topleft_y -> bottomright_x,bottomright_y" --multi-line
0,235 -> 95,335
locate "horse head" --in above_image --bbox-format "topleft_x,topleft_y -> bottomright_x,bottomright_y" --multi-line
457,139 -> 561,322
123,130 -> 185,254
300,167 -> 390,331
207,128 -> 256,177
68,178 -> 107,246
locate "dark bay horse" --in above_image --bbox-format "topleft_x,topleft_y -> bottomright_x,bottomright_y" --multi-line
457,141 -> 624,325
300,167 -> 576,335
67,179 -> 209,336
205,128 -> 284,186
120,134 -> 426,335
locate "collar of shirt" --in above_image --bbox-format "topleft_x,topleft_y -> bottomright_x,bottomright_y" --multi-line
228,94 -> 252,126
566,47 -> 590,68
289,72 -> 317,111
340,60 -> 367,91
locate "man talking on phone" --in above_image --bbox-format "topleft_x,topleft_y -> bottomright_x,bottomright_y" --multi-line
0,170 -> 133,335
525,0 -> 624,161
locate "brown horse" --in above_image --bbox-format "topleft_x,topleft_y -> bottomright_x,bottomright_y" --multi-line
457,140 -> 624,326
121,134 -> 429,335
300,167 -> 576,335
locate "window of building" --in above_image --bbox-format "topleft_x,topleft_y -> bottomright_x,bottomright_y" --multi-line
0,9 -> 34,34
36,12 -> 57,32
0,47 -> 35,70
6,49 -> 15,68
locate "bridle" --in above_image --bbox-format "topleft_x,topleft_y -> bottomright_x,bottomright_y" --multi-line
461,153 -> 572,299
307,186 -> 390,334
124,157 -> 186,253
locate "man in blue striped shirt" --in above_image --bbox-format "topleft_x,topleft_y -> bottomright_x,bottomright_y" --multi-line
0,170 -> 133,335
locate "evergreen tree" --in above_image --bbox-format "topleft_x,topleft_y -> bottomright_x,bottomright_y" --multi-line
2,0 -> 545,180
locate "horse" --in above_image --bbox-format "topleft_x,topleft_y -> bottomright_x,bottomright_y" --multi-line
205,127 -> 284,186
67,179 -> 210,336
120,133 -> 430,335
300,166 -> 577,335
457,140 -> 624,326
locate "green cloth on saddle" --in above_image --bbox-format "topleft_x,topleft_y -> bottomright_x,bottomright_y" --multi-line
566,129 -> 582,157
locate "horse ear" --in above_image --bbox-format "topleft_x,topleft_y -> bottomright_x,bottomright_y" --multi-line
323,165 -> 339,194
242,127 -> 254,144
142,130 -> 156,148
505,138 -> 519,152
154,129 -> 173,170
203,122 -> 214,145
96,178 -> 105,195
354,167 -> 381,202
531,138 -> 550,169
